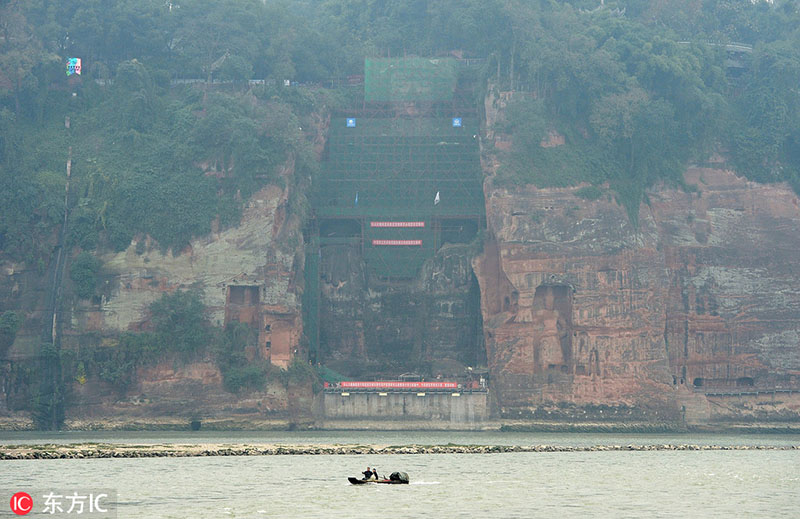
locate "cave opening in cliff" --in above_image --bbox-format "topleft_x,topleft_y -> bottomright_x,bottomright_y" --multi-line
228,285 -> 259,306
225,285 -> 261,329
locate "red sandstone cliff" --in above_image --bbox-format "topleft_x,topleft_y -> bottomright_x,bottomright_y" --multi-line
475,166 -> 800,424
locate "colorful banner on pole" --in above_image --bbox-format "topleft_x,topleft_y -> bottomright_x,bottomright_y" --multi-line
66,58 -> 82,76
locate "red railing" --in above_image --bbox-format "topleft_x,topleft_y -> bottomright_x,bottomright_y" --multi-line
338,381 -> 458,389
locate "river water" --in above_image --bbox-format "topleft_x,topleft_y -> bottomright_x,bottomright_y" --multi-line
2,431 -> 799,518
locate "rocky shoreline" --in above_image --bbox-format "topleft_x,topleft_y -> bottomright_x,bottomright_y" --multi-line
3,417 -> 800,434
1,442 -> 798,460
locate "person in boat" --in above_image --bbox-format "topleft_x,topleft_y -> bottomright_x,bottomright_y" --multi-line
372,468 -> 379,480
362,467 -> 374,480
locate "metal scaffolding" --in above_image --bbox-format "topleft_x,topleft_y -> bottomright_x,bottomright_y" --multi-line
365,57 -> 458,103
313,58 -> 485,281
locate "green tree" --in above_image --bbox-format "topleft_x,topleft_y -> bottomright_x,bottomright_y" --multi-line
214,322 -> 269,393
150,290 -> 210,354
0,2 -> 60,118
0,311 -> 21,358
174,0 -> 262,83
729,36 -> 800,182
69,251 -> 101,300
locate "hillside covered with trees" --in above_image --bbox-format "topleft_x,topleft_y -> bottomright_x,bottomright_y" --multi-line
1,0 -> 799,259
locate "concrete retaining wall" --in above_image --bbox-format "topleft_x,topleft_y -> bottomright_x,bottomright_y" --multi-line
321,391 -> 489,424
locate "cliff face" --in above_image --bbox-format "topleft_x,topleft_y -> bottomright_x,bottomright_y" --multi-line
475,166 -> 800,423
319,242 -> 485,377
0,152 -> 311,427
656,168 -> 800,422
4,91 -> 800,429
71,178 -> 307,424
63,161 -> 309,424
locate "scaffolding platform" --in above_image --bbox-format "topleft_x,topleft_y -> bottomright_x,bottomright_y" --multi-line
311,57 -> 484,284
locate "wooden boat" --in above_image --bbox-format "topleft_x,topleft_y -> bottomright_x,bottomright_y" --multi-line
348,477 -> 409,485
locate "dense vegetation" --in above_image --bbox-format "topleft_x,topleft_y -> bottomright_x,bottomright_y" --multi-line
60,290 -> 312,398
2,0 -> 799,257
0,310 -> 21,357
0,0 -> 328,263
68,251 -> 101,299
488,2 -> 800,220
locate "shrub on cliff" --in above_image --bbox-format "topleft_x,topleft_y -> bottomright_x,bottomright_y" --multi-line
287,357 -> 322,393
59,331 -> 158,395
214,322 -> 269,393
97,332 -> 158,390
150,290 -> 211,354
69,252 -> 102,300
32,342 -> 65,430
574,185 -> 604,201
0,311 -> 22,358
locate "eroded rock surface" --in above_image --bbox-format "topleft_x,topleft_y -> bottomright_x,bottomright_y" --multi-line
475,167 -> 800,423
319,242 -> 485,376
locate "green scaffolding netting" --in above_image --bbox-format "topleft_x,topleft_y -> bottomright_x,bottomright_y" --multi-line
364,57 -> 458,103
318,117 -> 483,217
317,364 -> 351,383
316,116 -> 484,278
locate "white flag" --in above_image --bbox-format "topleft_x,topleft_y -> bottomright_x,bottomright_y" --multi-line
434,191 -> 440,205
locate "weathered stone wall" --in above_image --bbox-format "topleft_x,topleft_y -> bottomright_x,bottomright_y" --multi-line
4,88 -> 800,429
0,156 -> 310,426
321,391 -> 488,423
84,180 -> 300,331
0,258 -> 52,366
475,166 -> 800,423
61,170 -> 308,421
474,181 -> 674,417
66,359 -> 295,426
0,99 -> 329,429
653,168 -> 800,392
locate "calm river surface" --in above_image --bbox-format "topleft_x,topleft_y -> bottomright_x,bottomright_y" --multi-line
2,431 -> 799,518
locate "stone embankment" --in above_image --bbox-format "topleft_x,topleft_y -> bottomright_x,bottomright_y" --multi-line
1,443 -> 797,460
